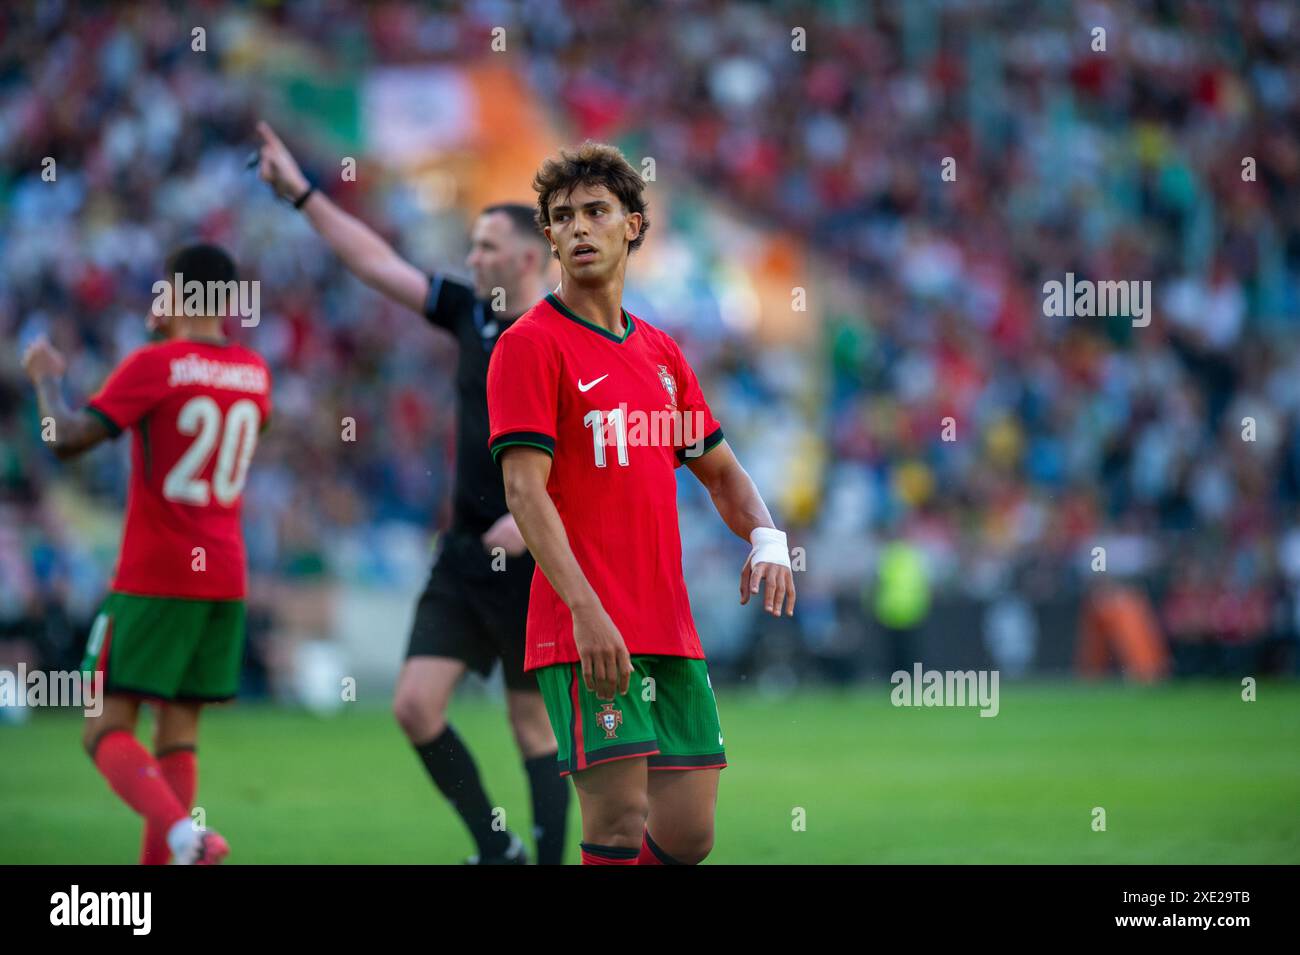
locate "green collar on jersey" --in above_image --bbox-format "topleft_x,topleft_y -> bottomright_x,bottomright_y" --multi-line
546,292 -> 635,344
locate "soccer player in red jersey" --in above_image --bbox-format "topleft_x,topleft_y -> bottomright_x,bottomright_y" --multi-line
487,144 -> 796,864
22,244 -> 272,864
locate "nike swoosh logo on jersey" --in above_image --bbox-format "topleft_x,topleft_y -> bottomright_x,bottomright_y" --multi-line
577,375 -> 609,392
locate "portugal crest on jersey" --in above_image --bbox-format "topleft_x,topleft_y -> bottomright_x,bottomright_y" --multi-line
657,364 -> 678,411
597,703 -> 623,739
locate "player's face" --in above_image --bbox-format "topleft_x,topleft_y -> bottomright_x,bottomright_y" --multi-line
467,212 -> 532,301
544,183 -> 641,285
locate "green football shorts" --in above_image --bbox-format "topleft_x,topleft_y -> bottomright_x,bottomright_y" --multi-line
82,592 -> 246,702
535,655 -> 727,776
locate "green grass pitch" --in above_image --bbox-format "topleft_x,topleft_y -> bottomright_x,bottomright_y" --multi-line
2,682 -> 1297,864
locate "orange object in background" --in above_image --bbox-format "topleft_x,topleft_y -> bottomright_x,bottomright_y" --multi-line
1076,583 -> 1171,683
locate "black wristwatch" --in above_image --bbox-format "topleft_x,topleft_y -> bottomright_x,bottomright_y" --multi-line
292,183 -> 316,209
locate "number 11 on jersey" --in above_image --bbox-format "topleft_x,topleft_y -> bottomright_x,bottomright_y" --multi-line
583,407 -> 629,468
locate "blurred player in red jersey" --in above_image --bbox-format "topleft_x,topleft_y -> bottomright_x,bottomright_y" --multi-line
21,244 -> 272,864
487,144 -> 796,865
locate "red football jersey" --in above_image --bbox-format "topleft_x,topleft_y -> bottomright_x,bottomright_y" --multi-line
487,293 -> 723,670
86,338 -> 272,600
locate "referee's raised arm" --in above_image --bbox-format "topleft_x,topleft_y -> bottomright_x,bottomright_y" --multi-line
255,120 -> 431,316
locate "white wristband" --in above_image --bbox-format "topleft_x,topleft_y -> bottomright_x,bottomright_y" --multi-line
748,527 -> 790,569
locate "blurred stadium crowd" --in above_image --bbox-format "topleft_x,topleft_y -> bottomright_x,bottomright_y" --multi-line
2,0 -> 1299,693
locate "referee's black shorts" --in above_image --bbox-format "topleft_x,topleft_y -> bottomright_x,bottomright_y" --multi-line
405,530 -> 536,691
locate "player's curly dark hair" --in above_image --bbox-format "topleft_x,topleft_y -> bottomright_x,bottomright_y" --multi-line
532,141 -> 649,256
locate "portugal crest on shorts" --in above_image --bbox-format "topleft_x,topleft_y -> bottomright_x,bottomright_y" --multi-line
597,703 -> 623,739
656,364 -> 678,411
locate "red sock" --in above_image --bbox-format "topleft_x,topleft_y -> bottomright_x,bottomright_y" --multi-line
580,842 -> 639,865
93,730 -> 189,848
160,748 -> 198,809
140,748 -> 197,865
637,830 -> 677,865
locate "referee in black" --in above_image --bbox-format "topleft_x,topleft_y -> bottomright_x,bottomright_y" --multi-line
255,121 -> 567,864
